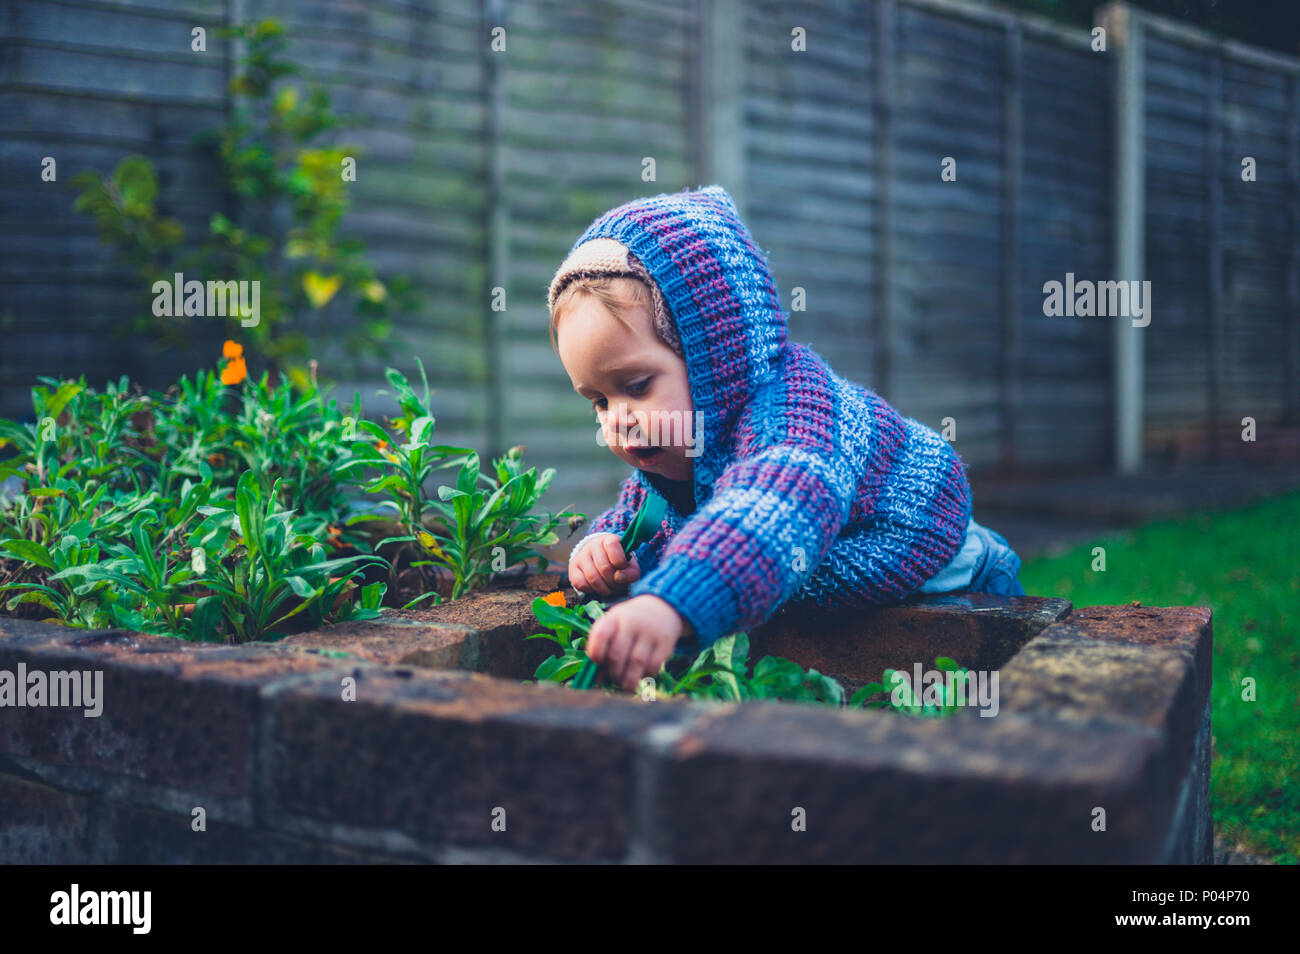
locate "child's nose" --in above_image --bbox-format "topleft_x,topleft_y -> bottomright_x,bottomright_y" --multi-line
604,401 -> 646,445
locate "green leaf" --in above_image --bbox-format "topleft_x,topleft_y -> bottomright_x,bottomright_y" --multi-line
400,590 -> 442,610
531,596 -> 590,636
114,155 -> 158,207
711,634 -> 745,700
190,595 -> 223,642
234,469 -> 263,561
302,271 -> 343,308
534,655 -> 564,681
554,659 -> 586,683
525,631 -> 563,646
43,381 -> 85,422
848,682 -> 886,707
6,589 -> 64,616
1,539 -> 57,570
456,452 -> 480,494
285,575 -> 317,599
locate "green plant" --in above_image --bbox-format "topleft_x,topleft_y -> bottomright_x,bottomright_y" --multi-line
527,597 -> 845,706
526,596 -> 605,684
0,350 -> 577,637
848,656 -> 970,718
0,345 -> 577,634
341,362 -> 575,605
50,509 -> 200,635
423,446 -> 565,601
178,470 -> 387,642
340,362 -> 468,539
526,596 -> 972,715
1,520 -> 111,627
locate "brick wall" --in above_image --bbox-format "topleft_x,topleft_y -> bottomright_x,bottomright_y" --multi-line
0,584 -> 1213,864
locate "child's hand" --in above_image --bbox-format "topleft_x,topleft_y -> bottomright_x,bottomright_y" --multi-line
586,594 -> 689,692
568,532 -> 640,597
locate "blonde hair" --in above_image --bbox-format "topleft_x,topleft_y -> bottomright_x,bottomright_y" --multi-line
549,275 -> 657,353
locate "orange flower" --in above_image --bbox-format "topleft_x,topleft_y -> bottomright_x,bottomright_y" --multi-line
221,355 -> 247,386
541,590 -> 566,608
376,440 -> 388,451
222,340 -> 243,359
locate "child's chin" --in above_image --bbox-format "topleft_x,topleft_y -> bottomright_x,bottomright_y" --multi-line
626,450 -> 664,471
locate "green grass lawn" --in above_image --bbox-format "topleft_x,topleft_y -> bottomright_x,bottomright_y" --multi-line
1018,490 -> 1299,864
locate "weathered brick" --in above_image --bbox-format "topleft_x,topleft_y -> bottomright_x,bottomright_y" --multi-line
283,617 -> 479,670
1033,604 -> 1212,717
0,617 -> 128,649
649,700 -> 1171,863
0,769 -> 92,863
0,631 -> 348,811
92,801 -> 423,864
992,605 -> 1211,781
0,585 -> 1213,864
402,581 -> 578,680
261,667 -> 694,861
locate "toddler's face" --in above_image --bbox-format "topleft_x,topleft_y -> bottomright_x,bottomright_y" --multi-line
556,289 -> 695,482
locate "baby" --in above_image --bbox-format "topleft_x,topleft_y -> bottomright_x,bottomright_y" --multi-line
546,185 -> 1025,692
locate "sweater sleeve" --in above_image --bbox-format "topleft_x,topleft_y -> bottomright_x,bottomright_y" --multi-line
627,350 -> 864,645
628,349 -> 971,645
627,441 -> 856,644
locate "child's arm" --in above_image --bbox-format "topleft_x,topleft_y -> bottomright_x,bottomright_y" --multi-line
626,349 -> 970,646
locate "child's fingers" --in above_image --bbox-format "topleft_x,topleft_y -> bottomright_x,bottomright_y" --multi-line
570,557 -> 604,597
578,559 -> 612,597
568,565 -> 595,597
615,554 -> 641,584
622,640 -> 653,692
599,534 -> 628,570
588,614 -> 618,664
580,540 -> 618,594
587,538 -> 617,580
647,638 -> 673,678
604,626 -> 635,686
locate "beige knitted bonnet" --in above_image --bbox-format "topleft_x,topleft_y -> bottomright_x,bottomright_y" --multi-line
546,237 -> 684,357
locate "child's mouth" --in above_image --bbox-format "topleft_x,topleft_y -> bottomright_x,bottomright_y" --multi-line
627,445 -> 661,463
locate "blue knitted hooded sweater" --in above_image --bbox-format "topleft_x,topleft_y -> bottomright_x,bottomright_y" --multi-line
559,186 -> 973,647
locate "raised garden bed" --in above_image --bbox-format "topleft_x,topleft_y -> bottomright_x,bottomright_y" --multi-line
0,574 -> 1213,864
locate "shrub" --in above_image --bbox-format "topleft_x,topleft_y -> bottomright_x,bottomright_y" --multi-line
0,348 -> 578,640
68,18 -> 419,377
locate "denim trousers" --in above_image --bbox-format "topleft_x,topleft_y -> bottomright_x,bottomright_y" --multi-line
964,522 -> 1026,597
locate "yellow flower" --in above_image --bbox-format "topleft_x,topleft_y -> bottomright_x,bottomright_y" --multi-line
302,272 -> 342,309
416,531 -> 444,558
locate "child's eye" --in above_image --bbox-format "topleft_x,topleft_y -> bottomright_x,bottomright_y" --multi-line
626,378 -> 650,396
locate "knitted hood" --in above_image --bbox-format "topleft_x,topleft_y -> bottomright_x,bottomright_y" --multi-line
553,185 -> 787,503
